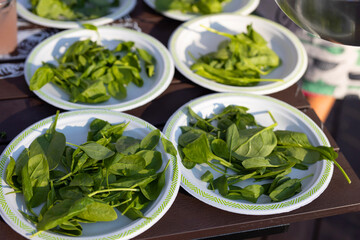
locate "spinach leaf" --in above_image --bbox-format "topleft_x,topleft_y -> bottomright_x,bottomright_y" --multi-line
29,111 -> 65,170
69,173 -> 94,187
188,107 -> 215,132
38,181 -> 56,222
136,150 -> 163,173
200,170 -> 214,182
139,160 -> 170,201
136,48 -> 156,77
226,185 -> 265,203
155,0 -> 230,14
31,0 -> 118,21
22,154 -> 50,208
161,137 -> 178,158
52,219 -> 83,236
111,173 -> 158,189
233,123 -> 278,158
211,138 -> 230,160
242,157 -> 280,169
69,142 -> 115,161
212,175 -> 228,196
37,197 -> 95,232
275,130 -> 350,183
117,194 -> 148,220
268,175 -> 312,202
109,155 -> 146,176
14,148 -> 30,179
59,186 -> 84,200
29,64 -> 54,91
76,201 -> 117,222
140,129 -> 161,151
5,157 -> 17,190
115,136 -> 141,155
182,133 -> 217,164
178,126 -> 216,147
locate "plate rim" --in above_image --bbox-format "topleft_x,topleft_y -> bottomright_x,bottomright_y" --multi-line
143,0 -> 260,21
0,109 -> 181,239
168,13 -> 308,95
24,26 -> 175,111
163,92 -> 334,215
17,0 -> 137,29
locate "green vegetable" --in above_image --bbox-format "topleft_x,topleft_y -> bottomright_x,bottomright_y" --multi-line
5,111 -> 177,236
155,0 -> 231,15
178,105 -> 350,203
29,38 -> 156,104
82,23 -> 98,32
21,154 -> 50,208
37,197 -> 95,232
226,184 -> 265,203
190,25 -> 283,87
28,111 -> 65,170
31,0 -> 119,21
201,170 -> 214,182
269,174 -> 313,202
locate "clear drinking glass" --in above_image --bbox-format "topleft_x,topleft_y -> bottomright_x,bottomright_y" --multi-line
275,0 -> 360,46
0,0 -> 17,55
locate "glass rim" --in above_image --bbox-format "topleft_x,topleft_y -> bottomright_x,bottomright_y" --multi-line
0,0 -> 12,9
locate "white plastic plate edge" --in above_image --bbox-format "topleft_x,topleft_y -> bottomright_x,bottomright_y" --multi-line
163,93 -> 334,215
0,109 -> 181,239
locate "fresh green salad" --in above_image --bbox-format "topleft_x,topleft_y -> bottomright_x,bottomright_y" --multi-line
5,111 -> 177,236
29,39 -> 156,104
155,0 -> 231,15
190,24 -> 282,87
30,0 -> 119,21
178,105 -> 350,203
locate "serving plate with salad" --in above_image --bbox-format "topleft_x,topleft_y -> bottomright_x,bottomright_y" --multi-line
17,0 -> 137,29
144,0 -> 260,21
168,14 -> 308,95
162,93 -> 345,215
0,109 -> 181,239
24,26 -> 174,111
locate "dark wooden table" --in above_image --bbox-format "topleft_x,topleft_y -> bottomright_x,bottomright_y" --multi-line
1,1 -> 360,240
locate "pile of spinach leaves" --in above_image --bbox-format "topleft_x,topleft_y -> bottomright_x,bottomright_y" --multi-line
190,24 -> 283,86
5,111 -> 177,236
155,0 -> 231,15
178,105 -> 350,203
30,38 -> 156,103
30,0 -> 119,21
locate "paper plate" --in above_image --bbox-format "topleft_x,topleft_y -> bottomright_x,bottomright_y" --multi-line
143,0 -> 260,21
24,26 -> 174,111
0,109 -> 181,239
169,14 -> 308,95
17,0 -> 137,29
163,93 -> 333,215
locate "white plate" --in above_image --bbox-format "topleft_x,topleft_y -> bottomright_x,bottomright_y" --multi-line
143,0 -> 260,21
24,26 -> 174,111
17,0 -> 137,29
163,93 -> 333,215
169,14 -> 308,95
0,109 -> 181,239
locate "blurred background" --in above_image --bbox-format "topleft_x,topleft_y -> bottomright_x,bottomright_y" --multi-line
250,1 -> 360,240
